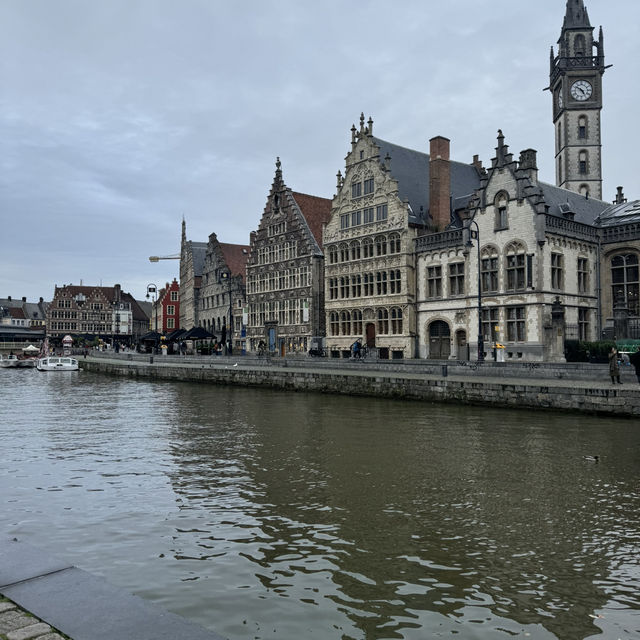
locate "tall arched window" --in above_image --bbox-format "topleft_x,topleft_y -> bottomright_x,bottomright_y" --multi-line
574,34 -> 586,56
339,243 -> 349,262
391,308 -> 403,334
350,240 -> 361,261
388,233 -> 401,254
328,245 -> 338,264
505,242 -> 526,292
362,237 -> 374,258
579,150 -> 588,175
578,115 -> 587,140
481,247 -> 499,293
377,308 -> 389,334
341,311 -> 351,335
611,254 -> 639,316
352,310 -> 363,335
494,193 -> 508,230
330,312 -> 340,336
376,235 -> 387,256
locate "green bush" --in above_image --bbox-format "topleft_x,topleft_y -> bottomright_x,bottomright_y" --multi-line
565,340 -> 616,362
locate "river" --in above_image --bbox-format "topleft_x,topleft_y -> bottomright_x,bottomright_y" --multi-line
0,368 -> 638,640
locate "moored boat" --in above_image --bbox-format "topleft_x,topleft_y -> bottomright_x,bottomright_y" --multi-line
36,356 -> 79,371
0,354 -> 20,368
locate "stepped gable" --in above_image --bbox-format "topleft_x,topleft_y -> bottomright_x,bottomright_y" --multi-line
291,192 -> 332,248
371,137 -> 481,224
220,242 -> 251,280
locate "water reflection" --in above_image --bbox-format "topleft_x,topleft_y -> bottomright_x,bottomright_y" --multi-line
0,369 -> 638,640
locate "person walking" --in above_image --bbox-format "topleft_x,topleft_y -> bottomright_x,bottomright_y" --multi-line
629,350 -> 640,386
608,346 -> 622,384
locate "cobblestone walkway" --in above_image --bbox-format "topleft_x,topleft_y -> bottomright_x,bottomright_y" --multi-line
0,599 -> 67,640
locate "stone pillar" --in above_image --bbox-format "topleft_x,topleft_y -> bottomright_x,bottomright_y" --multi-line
550,296 -> 566,362
613,293 -> 629,340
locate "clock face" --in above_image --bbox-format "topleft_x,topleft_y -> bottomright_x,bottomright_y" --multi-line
570,80 -> 593,101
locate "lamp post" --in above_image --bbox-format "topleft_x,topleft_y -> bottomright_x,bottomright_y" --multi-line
220,271 -> 233,355
466,219 -> 485,362
146,283 -> 158,353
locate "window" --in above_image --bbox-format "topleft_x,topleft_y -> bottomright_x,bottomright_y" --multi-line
340,243 -> 349,262
577,257 -> 589,294
341,311 -> 351,335
167,318 -> 175,329
350,240 -> 361,261
481,249 -> 499,293
362,238 -> 374,258
364,178 -> 374,194
427,266 -> 442,298
340,214 -> 350,229
389,270 -> 401,294
481,308 -> 499,345
449,263 -> 465,296
363,207 -> 374,224
351,182 -> 362,198
377,308 -> 389,334
391,308 -> 403,334
351,275 -> 361,297
329,245 -> 338,264
551,253 -> 564,289
505,244 -> 526,292
611,254 -> 639,315
329,278 -> 338,300
352,310 -> 363,335
340,277 -> 350,298
578,116 -> 587,140
506,306 -> 526,342
495,193 -> 508,230
166,305 -> 175,315
351,210 -> 361,227
376,271 -> 388,295
376,204 -> 388,221
579,150 -> 588,175
363,273 -> 374,297
170,291 -> 178,301
388,233 -> 401,254
578,308 -> 590,341
330,312 -> 339,336
376,235 -> 387,256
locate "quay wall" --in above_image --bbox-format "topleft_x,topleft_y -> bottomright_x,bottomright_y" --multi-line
80,356 -> 640,418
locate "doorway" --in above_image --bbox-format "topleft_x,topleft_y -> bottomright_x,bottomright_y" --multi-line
429,320 -> 451,359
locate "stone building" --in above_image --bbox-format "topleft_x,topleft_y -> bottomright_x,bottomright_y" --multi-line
199,233 -> 250,352
179,219 -> 207,330
246,159 -> 331,354
323,116 -> 479,359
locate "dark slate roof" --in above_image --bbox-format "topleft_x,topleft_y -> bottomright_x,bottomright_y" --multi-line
371,137 -> 481,225
538,182 -> 609,224
190,242 -> 207,277
595,199 -> 640,227
292,192 -> 333,248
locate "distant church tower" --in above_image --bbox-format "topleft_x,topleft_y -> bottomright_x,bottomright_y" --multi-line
550,0 -> 606,200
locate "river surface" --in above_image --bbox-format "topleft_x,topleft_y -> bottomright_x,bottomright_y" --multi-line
0,368 -> 638,640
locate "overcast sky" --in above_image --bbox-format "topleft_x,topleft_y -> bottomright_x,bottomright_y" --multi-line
2,0 -> 639,303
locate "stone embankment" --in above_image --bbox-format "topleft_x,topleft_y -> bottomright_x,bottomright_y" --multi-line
81,353 -> 639,417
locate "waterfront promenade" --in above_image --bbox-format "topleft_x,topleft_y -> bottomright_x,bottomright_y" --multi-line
81,351 -> 639,417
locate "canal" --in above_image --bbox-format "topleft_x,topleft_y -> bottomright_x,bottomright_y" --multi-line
0,369 -> 638,640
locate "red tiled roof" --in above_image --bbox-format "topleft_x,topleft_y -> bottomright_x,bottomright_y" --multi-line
291,192 -> 333,247
8,307 -> 26,319
220,243 -> 251,280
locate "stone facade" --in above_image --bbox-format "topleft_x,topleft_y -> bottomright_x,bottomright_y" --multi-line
246,159 -> 331,354
200,233 -> 249,352
179,219 -> 207,330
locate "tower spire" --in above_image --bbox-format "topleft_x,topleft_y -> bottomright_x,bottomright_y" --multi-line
562,0 -> 591,30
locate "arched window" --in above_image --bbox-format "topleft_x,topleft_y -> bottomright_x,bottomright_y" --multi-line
391,308 -> 403,334
340,311 -> 351,335
574,34 -> 586,56
350,240 -> 361,261
578,115 -> 587,140
481,247 -> 499,293
351,274 -> 361,298
328,245 -> 338,264
362,237 -> 374,258
339,243 -> 349,262
352,310 -> 363,335
388,233 -> 401,254
377,308 -> 389,334
505,242 -> 526,292
376,235 -> 387,256
329,277 -> 338,300
579,150 -> 588,175
611,254 -> 639,316
330,312 -> 340,336
579,184 -> 590,197
494,193 -> 508,230
340,276 -> 350,298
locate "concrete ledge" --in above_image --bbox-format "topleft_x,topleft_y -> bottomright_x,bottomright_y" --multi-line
0,538 -> 226,640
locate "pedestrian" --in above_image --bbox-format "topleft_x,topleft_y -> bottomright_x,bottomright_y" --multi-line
351,339 -> 361,359
608,346 -> 622,384
629,350 -> 640,386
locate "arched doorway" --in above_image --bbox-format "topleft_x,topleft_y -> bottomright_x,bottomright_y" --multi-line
365,323 -> 376,348
429,320 -> 451,359
455,329 -> 468,360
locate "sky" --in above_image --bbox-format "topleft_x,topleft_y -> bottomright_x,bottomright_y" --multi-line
2,0 -> 639,303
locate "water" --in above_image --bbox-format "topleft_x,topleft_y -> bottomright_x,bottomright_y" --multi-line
1,368 -> 638,640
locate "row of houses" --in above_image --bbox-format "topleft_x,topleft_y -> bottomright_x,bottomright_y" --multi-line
177,118 -> 639,362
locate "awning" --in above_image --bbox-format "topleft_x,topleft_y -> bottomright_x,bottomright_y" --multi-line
616,339 -> 640,353
140,331 -> 163,341
182,327 -> 215,340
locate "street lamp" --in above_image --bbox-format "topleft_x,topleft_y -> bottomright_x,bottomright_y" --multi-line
220,271 -> 233,355
466,219 -> 485,362
146,283 -> 158,353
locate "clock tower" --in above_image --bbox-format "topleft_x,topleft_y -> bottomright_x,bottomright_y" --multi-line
550,0 -> 606,200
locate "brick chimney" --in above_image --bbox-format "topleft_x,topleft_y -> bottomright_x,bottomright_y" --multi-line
429,136 -> 451,231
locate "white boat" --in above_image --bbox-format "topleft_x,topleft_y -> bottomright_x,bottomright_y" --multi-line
36,356 -> 79,371
0,354 -> 20,368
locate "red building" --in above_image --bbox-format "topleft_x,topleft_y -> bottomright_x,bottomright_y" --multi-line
153,279 -> 180,333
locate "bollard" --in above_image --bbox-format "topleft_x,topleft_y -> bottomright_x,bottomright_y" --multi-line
442,364 -> 448,377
